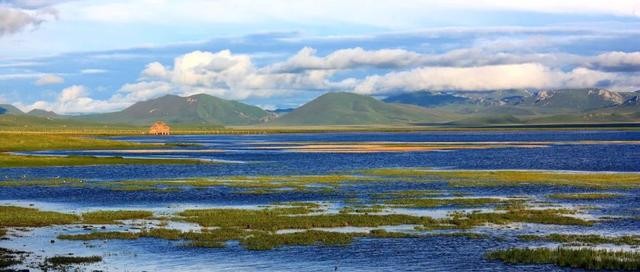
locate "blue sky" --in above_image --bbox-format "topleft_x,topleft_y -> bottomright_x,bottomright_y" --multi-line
1,0 -> 639,113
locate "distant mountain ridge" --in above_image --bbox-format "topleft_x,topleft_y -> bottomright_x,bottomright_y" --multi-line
270,92 -> 455,125
76,94 -> 274,126
1,88 -> 639,127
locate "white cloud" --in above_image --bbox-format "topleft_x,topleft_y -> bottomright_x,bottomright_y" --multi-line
21,85 -> 128,114
353,63 -> 637,94
589,51 -> 640,71
80,68 -> 108,74
62,0 -> 640,27
15,47 -> 640,114
0,5 -> 56,36
134,49 -> 341,101
268,47 -> 424,72
34,73 -> 63,85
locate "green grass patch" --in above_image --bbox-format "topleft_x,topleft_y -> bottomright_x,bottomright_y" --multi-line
241,230 -> 355,250
385,197 -> 516,208
339,205 -> 385,214
178,207 -> 430,231
81,210 -> 154,224
519,233 -> 640,245
423,204 -> 591,229
486,247 -> 640,271
548,192 -> 621,200
0,133 -> 153,152
0,154 -> 204,167
371,190 -> 443,199
0,206 -> 78,227
365,168 -> 640,189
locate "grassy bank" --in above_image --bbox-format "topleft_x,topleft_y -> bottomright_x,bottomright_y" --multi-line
0,133 -> 209,167
519,233 -> 640,245
365,168 -> 640,188
486,247 -> 640,271
0,154 -> 206,167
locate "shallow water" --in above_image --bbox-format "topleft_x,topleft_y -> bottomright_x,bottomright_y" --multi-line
1,130 -> 640,271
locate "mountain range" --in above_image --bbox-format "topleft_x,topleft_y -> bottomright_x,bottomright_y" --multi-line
1,88 -> 640,128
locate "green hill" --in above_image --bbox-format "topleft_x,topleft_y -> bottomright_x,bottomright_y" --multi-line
77,94 -> 273,126
270,92 -> 452,125
0,104 -> 24,115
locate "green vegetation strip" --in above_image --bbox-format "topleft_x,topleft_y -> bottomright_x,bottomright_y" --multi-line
548,193 -> 621,200
385,197 -> 517,208
0,154 -> 205,167
486,247 -> 640,271
45,256 -> 102,266
178,207 -> 428,231
0,134 -> 152,152
58,228 -> 415,251
4,169 -> 640,191
0,206 -> 155,228
519,234 -> 640,245
0,206 -> 78,227
365,168 -> 640,188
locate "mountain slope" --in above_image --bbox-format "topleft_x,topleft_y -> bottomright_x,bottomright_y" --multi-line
78,94 -> 273,126
28,109 -> 61,118
525,89 -> 628,112
270,92 -> 452,125
383,92 -> 469,107
0,104 -> 24,115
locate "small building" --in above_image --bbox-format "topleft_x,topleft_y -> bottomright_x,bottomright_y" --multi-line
149,121 -> 171,135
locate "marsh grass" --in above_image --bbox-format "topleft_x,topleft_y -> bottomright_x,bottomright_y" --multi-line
241,230 -> 355,250
178,208 -> 429,231
45,255 -> 102,266
0,154 -> 204,167
486,247 -> 640,271
425,204 -> 591,230
81,210 -> 153,224
0,206 -> 78,227
384,197 -> 517,208
371,190 -> 443,199
548,193 -> 621,200
0,134 -> 152,152
365,168 -> 640,188
339,205 -> 385,214
518,234 -> 640,245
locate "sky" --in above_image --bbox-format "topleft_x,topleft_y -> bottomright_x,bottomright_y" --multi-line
0,0 -> 639,114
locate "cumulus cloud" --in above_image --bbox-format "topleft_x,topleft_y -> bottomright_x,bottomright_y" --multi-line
267,47 -> 424,72
15,47 -> 640,114
0,4 -> 56,36
22,85 -> 128,114
134,49 -> 343,101
353,63 -> 637,94
1,0 -> 70,9
34,73 -> 63,85
588,51 -> 640,72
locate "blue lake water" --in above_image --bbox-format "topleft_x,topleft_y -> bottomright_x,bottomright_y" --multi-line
1,130 -> 640,271
3,130 -> 640,181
